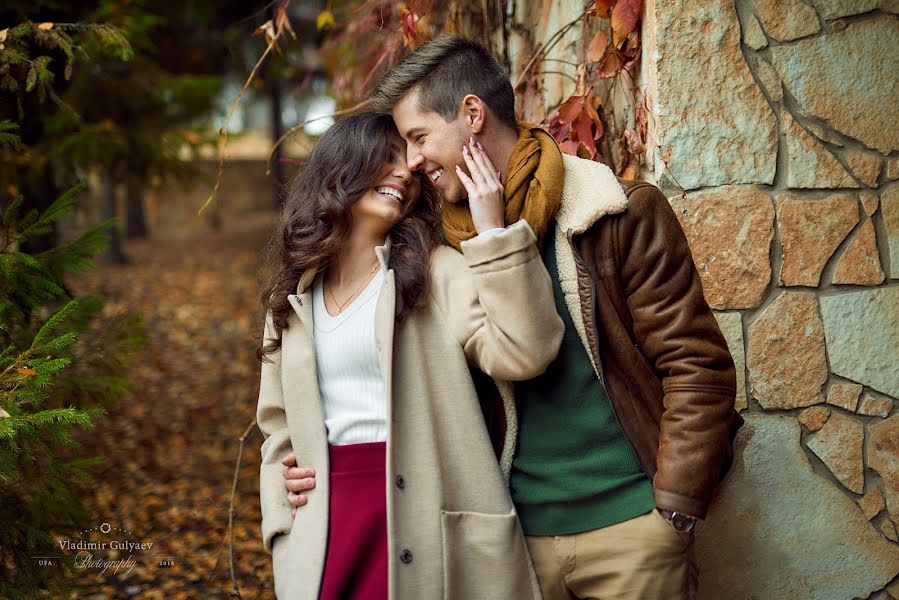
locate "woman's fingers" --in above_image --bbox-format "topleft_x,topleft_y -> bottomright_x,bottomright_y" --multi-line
285,476 -> 316,494
455,163 -> 476,194
287,491 -> 308,508
461,144 -> 485,186
469,139 -> 500,187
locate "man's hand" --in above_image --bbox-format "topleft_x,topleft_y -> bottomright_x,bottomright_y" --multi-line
281,452 -> 316,518
456,138 -> 505,233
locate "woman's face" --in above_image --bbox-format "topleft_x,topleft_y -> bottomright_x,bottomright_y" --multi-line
350,135 -> 421,232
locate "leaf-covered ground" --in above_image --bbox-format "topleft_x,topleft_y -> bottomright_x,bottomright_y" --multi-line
62,213 -> 278,598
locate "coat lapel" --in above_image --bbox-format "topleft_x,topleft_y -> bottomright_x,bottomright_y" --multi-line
373,243 -> 396,416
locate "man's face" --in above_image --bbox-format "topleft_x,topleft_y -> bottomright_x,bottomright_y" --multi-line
392,91 -> 472,204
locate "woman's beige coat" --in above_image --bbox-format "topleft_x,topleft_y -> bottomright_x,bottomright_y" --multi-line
257,220 -> 564,600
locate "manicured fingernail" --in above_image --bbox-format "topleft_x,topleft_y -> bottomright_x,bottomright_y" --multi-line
477,141 -> 484,150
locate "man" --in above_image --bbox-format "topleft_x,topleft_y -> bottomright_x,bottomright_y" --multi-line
283,35 -> 742,599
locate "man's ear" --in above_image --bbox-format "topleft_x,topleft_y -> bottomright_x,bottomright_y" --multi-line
460,94 -> 487,134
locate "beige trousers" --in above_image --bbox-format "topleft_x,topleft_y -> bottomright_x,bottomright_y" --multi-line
525,509 -> 697,600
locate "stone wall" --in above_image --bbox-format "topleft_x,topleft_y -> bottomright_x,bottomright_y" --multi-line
644,1 -> 899,597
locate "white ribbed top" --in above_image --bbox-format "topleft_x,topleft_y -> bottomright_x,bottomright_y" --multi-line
311,270 -> 387,445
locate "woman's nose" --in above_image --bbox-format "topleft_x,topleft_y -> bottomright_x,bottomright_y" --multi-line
393,161 -> 412,182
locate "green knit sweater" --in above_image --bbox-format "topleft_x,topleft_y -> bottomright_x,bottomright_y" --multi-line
510,224 -> 655,536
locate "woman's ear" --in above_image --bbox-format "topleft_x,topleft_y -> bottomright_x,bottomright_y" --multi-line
460,94 -> 487,135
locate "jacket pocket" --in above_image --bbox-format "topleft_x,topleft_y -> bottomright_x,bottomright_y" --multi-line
440,508 -> 539,600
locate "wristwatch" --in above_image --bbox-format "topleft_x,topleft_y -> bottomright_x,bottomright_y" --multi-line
660,510 -> 697,534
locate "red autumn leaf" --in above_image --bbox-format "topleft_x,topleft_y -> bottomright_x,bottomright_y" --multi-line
558,94 -> 586,124
599,51 -> 623,78
623,128 -> 646,154
586,30 -> 608,64
574,111 -> 597,159
548,118 -> 572,143
401,7 -> 421,45
560,139 -> 581,156
16,366 -> 36,376
611,0 -> 641,47
587,0 -> 613,18
622,45 -> 640,71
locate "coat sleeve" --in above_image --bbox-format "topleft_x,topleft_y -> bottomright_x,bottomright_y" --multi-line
431,219 -> 564,381
256,312 -> 295,554
615,185 -> 738,520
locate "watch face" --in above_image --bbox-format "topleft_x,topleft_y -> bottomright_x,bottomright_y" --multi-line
671,513 -> 696,533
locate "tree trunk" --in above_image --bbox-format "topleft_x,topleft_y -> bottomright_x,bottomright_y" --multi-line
101,166 -> 127,264
125,175 -> 148,239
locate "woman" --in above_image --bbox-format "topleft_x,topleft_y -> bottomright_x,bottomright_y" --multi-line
255,112 -> 562,600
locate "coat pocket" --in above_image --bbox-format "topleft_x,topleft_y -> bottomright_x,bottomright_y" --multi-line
440,508 -> 539,600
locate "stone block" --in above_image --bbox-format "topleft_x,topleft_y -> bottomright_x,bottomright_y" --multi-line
695,415 -> 899,599
862,192 -> 880,217
652,0 -> 777,189
844,148 -> 883,188
888,158 -> 899,181
808,0 -> 899,19
860,393 -> 894,418
882,519 -> 899,542
714,311 -> 747,411
748,292 -> 827,409
754,0 -> 820,41
798,406 -> 830,431
770,17 -> 899,154
867,416 -> 899,528
753,56 -> 782,102
883,183 -> 899,278
807,412 -> 865,493
832,217 -> 886,286
672,187 -> 773,308
743,13 -> 768,50
776,193 -> 858,286
820,287 -> 899,398
827,382 -> 863,412
860,488 -> 886,520
782,111 -> 859,189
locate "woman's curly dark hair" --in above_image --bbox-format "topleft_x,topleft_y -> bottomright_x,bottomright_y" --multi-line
257,112 -> 444,361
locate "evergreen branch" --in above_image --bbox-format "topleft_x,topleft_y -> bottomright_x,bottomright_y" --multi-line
31,300 -> 78,352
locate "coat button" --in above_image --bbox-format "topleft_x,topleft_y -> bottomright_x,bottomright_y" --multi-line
395,474 -> 405,489
399,549 -> 413,564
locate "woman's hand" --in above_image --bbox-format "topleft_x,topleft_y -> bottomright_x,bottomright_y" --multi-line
281,452 -> 316,517
456,137 -> 505,234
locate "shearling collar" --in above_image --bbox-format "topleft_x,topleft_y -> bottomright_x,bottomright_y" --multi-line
555,153 -> 629,234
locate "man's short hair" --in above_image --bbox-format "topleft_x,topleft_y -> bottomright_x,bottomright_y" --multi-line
371,35 -> 517,130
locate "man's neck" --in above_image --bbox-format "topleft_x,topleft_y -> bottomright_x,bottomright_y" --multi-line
481,123 -> 521,182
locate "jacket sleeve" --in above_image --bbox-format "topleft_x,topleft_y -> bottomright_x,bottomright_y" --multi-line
432,219 -> 564,381
616,185 -> 737,519
256,312 -> 295,553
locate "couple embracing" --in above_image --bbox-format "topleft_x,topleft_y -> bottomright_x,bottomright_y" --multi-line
255,35 -> 741,600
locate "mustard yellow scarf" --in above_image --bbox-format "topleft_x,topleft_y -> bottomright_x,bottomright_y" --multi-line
442,122 -> 564,251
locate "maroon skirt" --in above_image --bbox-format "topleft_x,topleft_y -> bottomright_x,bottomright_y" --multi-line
319,441 -> 388,600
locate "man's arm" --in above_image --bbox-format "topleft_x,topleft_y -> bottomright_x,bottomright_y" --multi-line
616,184 -> 738,520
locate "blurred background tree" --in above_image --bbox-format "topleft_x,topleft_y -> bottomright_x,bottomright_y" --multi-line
0,0 -> 243,595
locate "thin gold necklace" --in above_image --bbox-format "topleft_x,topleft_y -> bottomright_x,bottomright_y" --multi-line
326,262 -> 379,314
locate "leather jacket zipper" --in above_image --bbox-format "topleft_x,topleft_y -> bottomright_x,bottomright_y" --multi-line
567,229 -> 650,475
